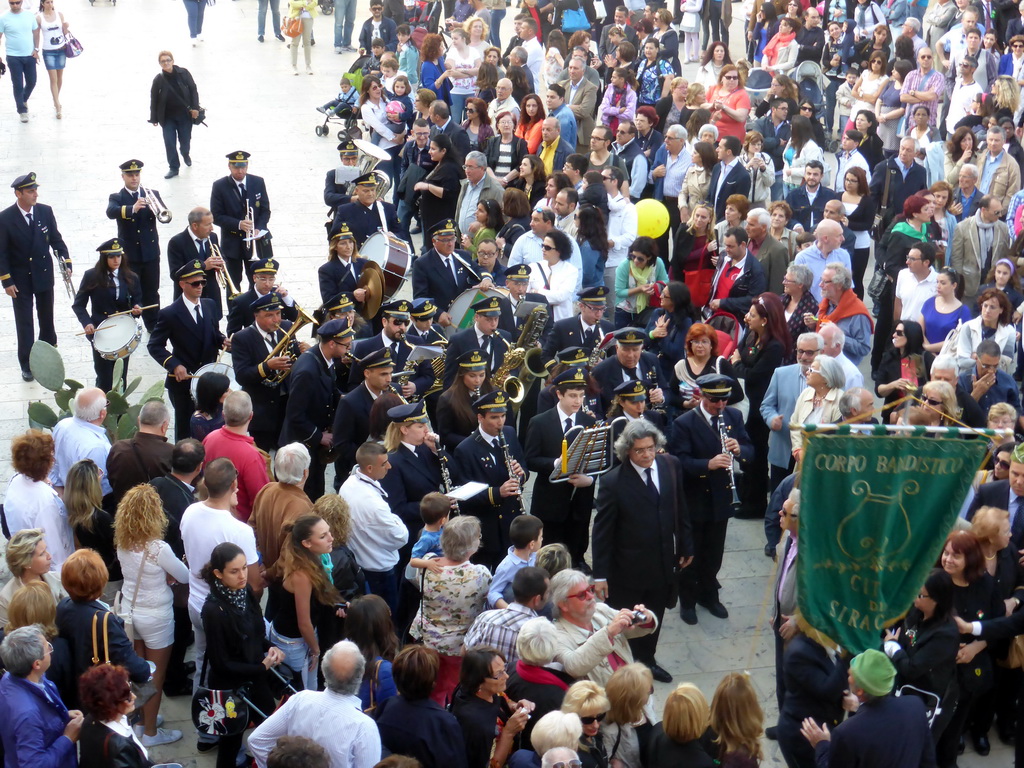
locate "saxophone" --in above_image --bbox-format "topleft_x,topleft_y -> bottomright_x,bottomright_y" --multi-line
497,430 -> 524,514
492,305 -> 549,405
262,305 -> 316,386
588,331 -> 611,369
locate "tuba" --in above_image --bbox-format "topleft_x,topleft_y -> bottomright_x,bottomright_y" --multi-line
262,304 -> 317,385
353,139 -> 394,199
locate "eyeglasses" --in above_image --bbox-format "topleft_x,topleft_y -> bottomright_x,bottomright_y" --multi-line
188,280 -> 208,287
893,329 -> 905,337
580,713 -> 607,725
979,361 -> 999,370
630,445 -> 657,455
923,397 -> 944,407
781,509 -> 799,518
466,108 -> 477,114
800,106 -> 813,112
488,668 -> 509,680
796,348 -> 818,356
567,585 -> 596,600
44,642 -> 53,653
551,761 -> 583,768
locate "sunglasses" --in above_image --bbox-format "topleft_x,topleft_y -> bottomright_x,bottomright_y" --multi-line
706,395 -> 730,403
923,397 -> 943,407
542,244 -> 558,251
567,585 -> 595,600
723,74 -> 739,80
893,329 -> 905,337
996,459 -> 1012,469
580,713 -> 607,725
187,280 -> 208,287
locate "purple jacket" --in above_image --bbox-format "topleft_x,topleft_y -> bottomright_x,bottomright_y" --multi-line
0,672 -> 77,768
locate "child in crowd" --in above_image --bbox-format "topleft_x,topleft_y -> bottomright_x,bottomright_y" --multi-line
317,75 -> 359,116
362,37 -> 386,78
396,24 -> 420,89
408,492 -> 450,574
835,67 -> 859,138
487,514 -> 544,608
380,55 -> 405,92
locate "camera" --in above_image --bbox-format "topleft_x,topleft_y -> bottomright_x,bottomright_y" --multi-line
631,610 -> 646,625
334,602 -> 348,610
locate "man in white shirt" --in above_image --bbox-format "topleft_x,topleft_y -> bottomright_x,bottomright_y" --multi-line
946,56 -> 983,135
602,166 -> 638,312
341,442 -> 408,614
248,641 -> 382,768
834,129 -> 870,187
180,457 -> 262,700
48,387 -> 113,496
487,78 -> 520,122
819,323 -> 864,390
894,241 -> 938,321
519,15 -> 543,81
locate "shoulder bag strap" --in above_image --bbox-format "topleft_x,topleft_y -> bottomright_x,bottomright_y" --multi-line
91,612 -> 100,665
102,611 -> 110,664
129,546 -> 154,616
882,165 -> 893,212
91,610 -> 111,665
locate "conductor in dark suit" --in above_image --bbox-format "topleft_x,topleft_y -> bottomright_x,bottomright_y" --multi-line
209,151 -> 273,290
542,286 -> 613,362
708,136 -> 752,220
231,292 -> 304,452
225,257 -> 299,337
71,239 -> 143,393
105,159 -> 164,331
411,218 -> 479,325
454,390 -> 529,569
669,374 -> 753,625
590,327 -> 666,415
147,260 -> 228,441
593,419 -> 692,683
525,368 -> 597,567
166,206 -> 224,320
330,170 -> 406,247
0,172 -> 70,381
332,347 -> 395,488
280,319 -> 353,501
444,295 -> 513,388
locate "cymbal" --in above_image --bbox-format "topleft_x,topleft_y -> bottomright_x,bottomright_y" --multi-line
357,262 -> 385,319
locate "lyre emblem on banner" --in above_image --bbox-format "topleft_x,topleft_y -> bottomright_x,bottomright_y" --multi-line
836,479 -> 918,563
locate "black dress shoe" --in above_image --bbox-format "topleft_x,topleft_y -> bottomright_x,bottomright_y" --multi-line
165,169 -> 178,179
21,370 -> 33,382
997,724 -> 1015,745
183,154 -> 192,167
765,726 -> 779,741
646,662 -> 672,683
679,605 -> 698,625
973,734 -> 991,756
275,32 -> 285,40
700,600 -> 729,619
765,543 -> 776,559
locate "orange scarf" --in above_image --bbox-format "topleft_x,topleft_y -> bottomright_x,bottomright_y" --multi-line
817,289 -> 875,331
764,30 -> 796,67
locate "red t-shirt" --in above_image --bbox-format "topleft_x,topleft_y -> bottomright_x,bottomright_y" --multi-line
202,428 -> 270,522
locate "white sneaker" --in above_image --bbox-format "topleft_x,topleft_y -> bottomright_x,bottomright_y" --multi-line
19,113 -> 28,123
141,728 -> 182,747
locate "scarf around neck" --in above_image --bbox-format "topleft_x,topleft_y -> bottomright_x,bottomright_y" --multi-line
630,261 -> 656,314
213,579 -> 248,613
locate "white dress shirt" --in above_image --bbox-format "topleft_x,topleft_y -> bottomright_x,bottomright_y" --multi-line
4,474 -> 73,569
527,259 -> 579,320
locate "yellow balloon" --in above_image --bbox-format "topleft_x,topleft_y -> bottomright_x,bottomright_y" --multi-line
635,199 -> 670,238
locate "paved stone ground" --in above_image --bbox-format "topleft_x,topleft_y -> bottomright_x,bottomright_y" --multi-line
0,1 -> 1010,765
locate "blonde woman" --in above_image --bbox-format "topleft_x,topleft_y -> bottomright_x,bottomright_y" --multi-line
0,529 -> 67,626
709,672 -> 764,766
601,663 -> 654,768
63,459 -> 120,600
561,681 -> 612,767
313,493 -> 364,652
919,380 -> 960,426
648,683 -> 712,767
4,580 -> 74,701
463,16 -> 489,55
285,0 -> 317,75
113,484 -> 189,747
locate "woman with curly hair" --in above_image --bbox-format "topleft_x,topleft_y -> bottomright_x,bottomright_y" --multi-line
113,483 -> 189,747
77,664 -> 153,768
944,125 -> 978,187
515,93 -> 546,155
5,430 -> 72,568
671,323 -> 741,411
64,459 -> 121,596
419,33 -> 451,104
312,494 -> 363,654
461,96 -> 493,153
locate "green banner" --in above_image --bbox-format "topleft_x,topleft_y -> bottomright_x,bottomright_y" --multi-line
797,434 -> 986,654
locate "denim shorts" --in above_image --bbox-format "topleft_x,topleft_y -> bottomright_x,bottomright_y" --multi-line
43,49 -> 66,70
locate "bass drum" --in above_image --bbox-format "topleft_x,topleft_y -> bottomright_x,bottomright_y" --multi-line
191,362 -> 238,404
92,315 -> 143,361
445,287 -> 510,338
361,230 -> 410,303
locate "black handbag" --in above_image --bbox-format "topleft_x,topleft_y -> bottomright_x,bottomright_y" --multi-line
192,106 -> 207,126
867,269 -> 888,304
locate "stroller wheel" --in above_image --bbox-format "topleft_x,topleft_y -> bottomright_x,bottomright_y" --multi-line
315,125 -> 324,136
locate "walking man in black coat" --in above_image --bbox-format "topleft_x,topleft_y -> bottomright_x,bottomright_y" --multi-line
593,419 -> 692,683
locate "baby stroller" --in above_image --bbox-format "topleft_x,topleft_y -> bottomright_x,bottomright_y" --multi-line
317,0 -> 333,13
314,107 -> 362,140
408,0 -> 443,46
745,68 -> 773,113
794,60 -> 835,151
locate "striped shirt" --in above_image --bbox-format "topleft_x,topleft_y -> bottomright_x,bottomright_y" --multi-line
464,602 -> 538,664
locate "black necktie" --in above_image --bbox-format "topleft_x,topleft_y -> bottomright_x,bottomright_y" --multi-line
1014,497 -> 1024,543
390,341 -> 399,360
238,184 -> 246,201
481,335 -> 491,363
629,367 -> 639,381
200,239 -> 209,260
132,191 -> 139,202
584,326 -> 596,347
711,415 -> 720,433
194,304 -> 202,323
26,212 -> 32,228
564,417 -> 573,434
109,274 -> 118,301
645,467 -> 659,501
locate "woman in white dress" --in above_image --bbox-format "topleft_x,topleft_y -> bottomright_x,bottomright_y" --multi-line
4,430 -> 73,568
528,228 -> 580,321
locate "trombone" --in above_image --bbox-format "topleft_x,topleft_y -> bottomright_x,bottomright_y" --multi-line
140,185 -> 172,223
211,242 -> 241,301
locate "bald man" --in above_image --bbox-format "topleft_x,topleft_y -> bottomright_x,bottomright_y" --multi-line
488,78 -> 520,122
793,220 -> 852,303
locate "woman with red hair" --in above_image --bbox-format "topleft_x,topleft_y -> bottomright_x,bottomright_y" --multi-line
672,322 -> 742,413
77,664 -> 153,768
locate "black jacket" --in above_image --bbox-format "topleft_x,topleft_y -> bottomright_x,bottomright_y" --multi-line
230,319 -> 296,442
105,189 -> 161,264
72,267 -> 141,328
209,174 -> 273,264
79,718 -> 153,768
524,406 -> 597,524
375,695 -> 469,768
165,228 -> 223,318
280,346 -> 339,450
889,616 -> 960,701
149,65 -> 198,125
147,297 -> 225,376
779,635 -> 850,728
484,135 -> 529,176
0,202 -> 70,294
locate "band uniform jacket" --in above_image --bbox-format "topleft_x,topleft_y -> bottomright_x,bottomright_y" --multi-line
669,405 -> 753,522
524,406 -> 597,525
147,297 -> 225,376
210,174 -> 272,263
226,288 -> 299,336
454,427 -> 530,555
406,322 -> 447,346
331,381 -> 376,479
411,247 -> 478,320
324,167 -> 356,215
542,316 -> 614,362
318,257 -> 366,304
166,228 -> 224,319
0,202 -> 70,294
350,334 -> 434,394
105,189 -> 161,264
330,199 -> 406,248
500,293 -> 553,341
590,351 -> 663,414
279,346 -> 338,450
443,327 -> 513,388
72,268 -> 141,328
592,453 -> 692,591
380,443 -> 447,541
231,319 -> 296,442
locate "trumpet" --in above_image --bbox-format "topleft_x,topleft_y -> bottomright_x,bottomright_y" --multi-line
211,243 -> 242,301
244,201 -> 256,260
141,185 -> 172,224
54,251 -> 74,300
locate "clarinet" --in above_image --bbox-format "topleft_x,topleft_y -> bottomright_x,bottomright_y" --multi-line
439,451 -> 461,516
497,430 -> 524,515
719,417 -> 742,511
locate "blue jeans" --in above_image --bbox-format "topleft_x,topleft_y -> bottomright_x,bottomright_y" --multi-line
162,115 -> 193,170
268,625 -> 318,692
7,55 -> 37,114
770,176 -> 784,203
450,92 -> 468,123
334,0 -> 356,47
183,0 -> 206,38
257,0 -> 281,36
365,567 -> 399,616
489,7 -> 505,47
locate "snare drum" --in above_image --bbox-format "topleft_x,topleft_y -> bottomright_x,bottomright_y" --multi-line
446,287 -> 511,338
191,362 -> 238,404
92,315 -> 143,361
361,230 -> 411,302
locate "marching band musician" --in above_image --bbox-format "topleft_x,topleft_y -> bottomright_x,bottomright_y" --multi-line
606,381 -> 669,454
0,172 -> 70,383
225,257 -> 298,336
72,238 -> 143,393
314,291 -> 368,353
318,224 -> 368,306
498,263 -> 552,340
591,327 -> 665,415
322,140 -> 361,230
280,318 -> 353,501
542,286 -> 614,362
166,206 -> 224,320
454,390 -> 530,570
525,367 -> 599,568
105,160 -> 163,332
330,170 -> 406,247
210,150 -> 273,289
443,295 -> 513,388
147,259 -> 229,441
332,347 -> 395,488
536,347 -> 604,419
411,219 -> 478,326
349,299 -> 430,398
406,298 -> 447,346
231,292 -> 308,452
668,373 -> 753,626
438,350 -> 497,452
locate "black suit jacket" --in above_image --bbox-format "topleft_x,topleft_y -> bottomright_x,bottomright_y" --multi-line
708,161 -> 752,220
381,443 -> 446,542
280,346 -> 338,449
210,174 -> 272,263
331,381 -> 376,478
454,427 -> 529,553
0,202 -> 69,294
444,327 -> 513,388
967,480 -> 1024,547
779,635 -> 849,729
869,158 -> 928,226
432,119 -> 472,159
669,406 -> 753,521
542,316 -> 614,362
350,334 -> 433,394
499,293 -> 551,341
318,257 -> 367,304
330,200 -> 406,247
231,320 -> 295,440
105,189 -> 161,263
411,248 -> 478,319
785,185 -> 839,232
524,407 -> 597,524
147,297 -> 225,375
166,228 -> 223,319
71,268 -> 141,328
590,351 -> 663,414
592,454 -> 691,591
226,288 -> 298,336
150,474 -> 194,558
324,168 -> 355,213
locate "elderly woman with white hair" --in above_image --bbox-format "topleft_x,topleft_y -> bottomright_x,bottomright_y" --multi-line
506,617 -> 576,746
249,442 -> 314,571
782,266 -> 820,362
789,356 -> 845,459
509,711 -> 584,768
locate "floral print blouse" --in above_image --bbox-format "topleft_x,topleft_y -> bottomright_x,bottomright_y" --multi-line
410,561 -> 492,655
